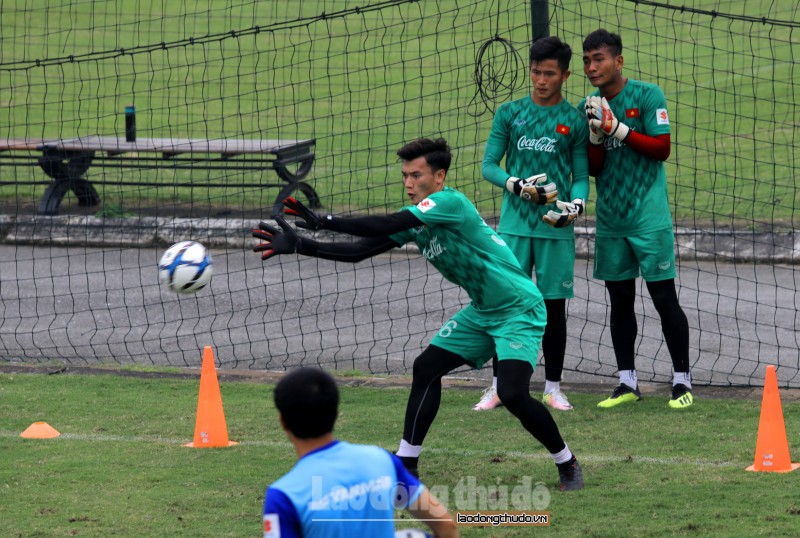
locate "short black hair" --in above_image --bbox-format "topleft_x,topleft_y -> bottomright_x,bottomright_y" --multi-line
529,36 -> 572,73
274,367 -> 339,439
583,29 -> 623,57
396,137 -> 451,174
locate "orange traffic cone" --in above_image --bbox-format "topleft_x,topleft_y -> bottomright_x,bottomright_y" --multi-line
184,346 -> 237,448
746,365 -> 798,472
20,421 -> 61,439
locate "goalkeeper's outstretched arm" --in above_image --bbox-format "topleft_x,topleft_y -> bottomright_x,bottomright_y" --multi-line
253,197 -> 430,261
253,216 -> 404,263
321,210 -> 423,237
283,196 -> 424,237
301,235 -> 399,263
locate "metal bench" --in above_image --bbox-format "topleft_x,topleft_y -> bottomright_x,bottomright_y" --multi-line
0,136 -> 318,216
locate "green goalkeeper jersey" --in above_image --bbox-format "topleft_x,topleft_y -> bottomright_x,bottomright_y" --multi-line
390,187 -> 543,318
580,79 -> 673,237
483,95 -> 590,239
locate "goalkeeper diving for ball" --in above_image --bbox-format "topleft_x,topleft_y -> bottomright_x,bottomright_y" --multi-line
252,137 -> 583,491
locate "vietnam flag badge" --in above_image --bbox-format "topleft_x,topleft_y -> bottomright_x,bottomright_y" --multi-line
626,108 -> 640,118
556,124 -> 570,135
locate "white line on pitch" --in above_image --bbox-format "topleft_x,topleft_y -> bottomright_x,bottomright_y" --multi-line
1,430 -> 740,467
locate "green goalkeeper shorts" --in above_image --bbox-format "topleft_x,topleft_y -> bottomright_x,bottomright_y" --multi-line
429,300 -> 546,369
593,228 -> 677,282
502,233 -> 576,299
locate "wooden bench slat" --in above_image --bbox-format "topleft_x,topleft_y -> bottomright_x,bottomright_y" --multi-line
43,136 -> 314,155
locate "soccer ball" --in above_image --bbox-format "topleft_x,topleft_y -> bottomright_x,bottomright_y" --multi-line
158,241 -> 213,294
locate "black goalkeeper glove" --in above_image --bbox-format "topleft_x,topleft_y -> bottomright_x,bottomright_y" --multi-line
283,196 -> 332,231
252,216 -> 302,261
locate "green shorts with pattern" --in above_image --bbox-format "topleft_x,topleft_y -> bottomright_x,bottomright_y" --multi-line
429,301 -> 546,369
502,234 -> 576,299
593,228 -> 677,282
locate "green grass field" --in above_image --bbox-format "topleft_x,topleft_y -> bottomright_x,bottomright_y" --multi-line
3,4 -> 799,535
1,0 -> 798,226
3,370 -> 800,537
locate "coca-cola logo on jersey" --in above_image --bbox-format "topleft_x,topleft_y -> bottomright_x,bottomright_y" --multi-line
516,135 -> 556,153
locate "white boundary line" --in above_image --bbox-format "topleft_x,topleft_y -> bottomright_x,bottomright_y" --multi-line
1,430 -> 740,467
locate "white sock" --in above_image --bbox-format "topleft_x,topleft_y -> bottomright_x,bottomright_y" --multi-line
673,371 -> 692,389
396,439 -> 422,458
544,380 -> 560,395
619,370 -> 638,390
551,444 -> 574,465
492,376 -> 498,391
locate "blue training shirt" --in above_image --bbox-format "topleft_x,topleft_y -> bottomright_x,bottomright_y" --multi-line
263,441 -> 424,538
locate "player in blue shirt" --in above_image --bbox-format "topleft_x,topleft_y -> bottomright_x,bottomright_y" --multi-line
263,367 -> 457,538
253,138 -> 584,492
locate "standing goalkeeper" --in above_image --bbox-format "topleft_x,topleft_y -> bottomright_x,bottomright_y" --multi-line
253,137 -> 583,491
580,29 -> 693,409
475,36 -> 589,413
